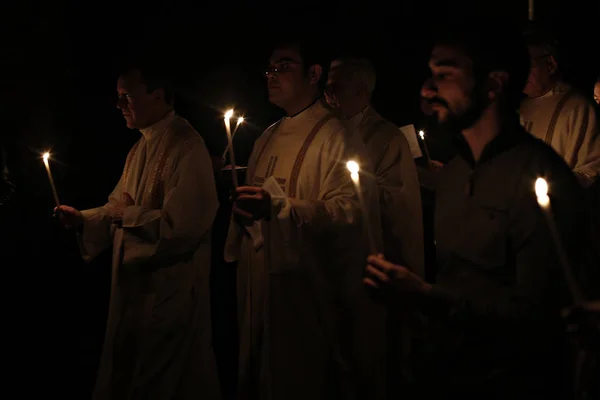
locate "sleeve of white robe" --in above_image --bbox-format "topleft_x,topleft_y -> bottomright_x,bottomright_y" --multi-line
273,128 -> 363,231
77,179 -> 124,263
565,99 -> 600,187
119,139 -> 218,266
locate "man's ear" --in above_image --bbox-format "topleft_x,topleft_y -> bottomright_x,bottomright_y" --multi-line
487,71 -> 509,101
152,87 -> 165,102
308,64 -> 323,85
546,55 -> 558,76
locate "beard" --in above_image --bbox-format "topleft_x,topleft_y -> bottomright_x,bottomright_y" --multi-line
427,84 -> 489,135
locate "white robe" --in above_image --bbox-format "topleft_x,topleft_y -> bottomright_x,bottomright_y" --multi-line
348,106 -> 424,275
225,100 -> 386,400
348,106 -> 424,394
520,81 -> 600,187
78,111 -> 221,400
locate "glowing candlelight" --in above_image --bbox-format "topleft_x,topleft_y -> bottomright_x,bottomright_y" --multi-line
535,177 -> 582,304
223,116 -> 245,161
234,116 -> 244,135
346,160 -> 377,254
224,109 -> 238,188
535,177 -> 550,208
42,152 -> 61,208
418,130 -> 431,161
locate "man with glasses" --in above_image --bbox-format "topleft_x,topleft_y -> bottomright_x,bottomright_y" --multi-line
519,26 -> 600,187
226,40 -> 386,399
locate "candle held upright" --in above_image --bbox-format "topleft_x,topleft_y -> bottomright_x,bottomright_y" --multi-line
418,130 -> 431,161
42,152 -> 61,208
222,116 -> 244,161
224,109 -> 239,188
347,160 -> 377,254
534,177 -> 582,305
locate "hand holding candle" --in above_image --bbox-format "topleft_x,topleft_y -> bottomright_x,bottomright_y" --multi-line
347,160 -> 377,254
42,152 -> 61,208
535,177 -> 583,305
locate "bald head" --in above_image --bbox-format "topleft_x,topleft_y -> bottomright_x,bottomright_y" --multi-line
325,57 -> 377,117
330,58 -> 377,94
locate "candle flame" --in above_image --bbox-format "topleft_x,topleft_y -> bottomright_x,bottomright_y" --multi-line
224,109 -> 234,120
346,160 -> 359,174
237,116 -> 244,124
418,130 -> 425,140
535,177 -> 550,207
43,152 -> 50,161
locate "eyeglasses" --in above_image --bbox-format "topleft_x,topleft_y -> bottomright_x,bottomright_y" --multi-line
117,93 -> 133,102
532,53 -> 551,61
264,61 -> 301,76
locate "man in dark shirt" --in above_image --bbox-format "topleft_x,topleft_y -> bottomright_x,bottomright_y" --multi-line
364,19 -> 587,398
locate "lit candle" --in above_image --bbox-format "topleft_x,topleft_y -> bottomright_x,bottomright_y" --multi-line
222,116 -> 244,161
224,109 -> 238,188
42,152 -> 61,208
535,177 -> 582,304
418,130 -> 431,161
233,116 -> 244,136
347,160 -> 377,254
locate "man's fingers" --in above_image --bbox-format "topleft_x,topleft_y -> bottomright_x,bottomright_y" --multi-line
363,277 -> 379,288
236,194 -> 262,201
365,264 -> 389,283
367,255 -> 397,273
236,186 -> 262,195
232,204 -> 253,220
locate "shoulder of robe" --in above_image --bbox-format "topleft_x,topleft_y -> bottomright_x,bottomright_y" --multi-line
171,117 -> 205,144
252,119 -> 283,149
165,117 -> 208,159
370,118 -> 409,145
562,92 -> 600,121
319,112 -> 352,141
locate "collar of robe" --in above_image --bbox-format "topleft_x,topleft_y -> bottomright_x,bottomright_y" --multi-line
453,115 -> 529,169
139,110 -> 175,140
348,105 -> 371,129
286,96 -> 322,119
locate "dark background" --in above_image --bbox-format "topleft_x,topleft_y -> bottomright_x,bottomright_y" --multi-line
2,0 -> 598,397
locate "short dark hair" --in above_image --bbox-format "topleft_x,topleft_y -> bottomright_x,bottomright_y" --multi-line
431,18 -> 530,110
271,37 -> 328,89
118,60 -> 174,105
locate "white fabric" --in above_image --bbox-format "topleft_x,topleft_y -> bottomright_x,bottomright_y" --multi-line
78,111 -> 221,400
520,81 -> 600,187
225,100 -> 386,400
346,107 -> 424,275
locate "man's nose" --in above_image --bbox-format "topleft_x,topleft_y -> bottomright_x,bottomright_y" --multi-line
420,77 -> 437,99
116,97 -> 126,110
324,85 -> 334,97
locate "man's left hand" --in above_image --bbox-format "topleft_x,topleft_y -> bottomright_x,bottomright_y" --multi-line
232,186 -> 271,221
364,254 -> 431,302
112,192 -> 135,223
